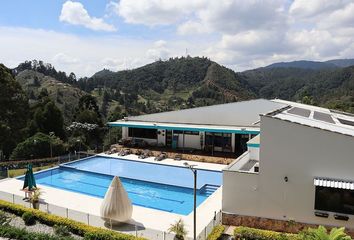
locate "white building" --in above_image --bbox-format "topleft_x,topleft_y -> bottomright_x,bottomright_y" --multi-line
223,100 -> 354,233
109,98 -> 354,233
108,99 -> 286,157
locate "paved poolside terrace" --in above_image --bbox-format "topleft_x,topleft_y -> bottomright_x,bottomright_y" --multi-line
0,153 -> 226,239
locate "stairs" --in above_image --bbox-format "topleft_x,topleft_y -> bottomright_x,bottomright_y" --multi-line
202,184 -> 220,196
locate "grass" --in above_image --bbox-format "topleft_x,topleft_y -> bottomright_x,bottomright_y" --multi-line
8,164 -> 57,178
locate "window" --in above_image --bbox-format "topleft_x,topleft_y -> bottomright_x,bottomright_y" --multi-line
128,128 -> 157,139
315,186 -> 354,215
173,130 -> 199,135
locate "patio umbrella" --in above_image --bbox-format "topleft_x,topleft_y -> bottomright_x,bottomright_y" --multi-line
100,176 -> 133,223
22,164 -> 37,191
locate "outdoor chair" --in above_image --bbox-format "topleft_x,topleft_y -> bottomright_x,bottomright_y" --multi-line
154,152 -> 167,161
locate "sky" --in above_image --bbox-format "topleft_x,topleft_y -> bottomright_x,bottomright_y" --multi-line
0,0 -> 354,77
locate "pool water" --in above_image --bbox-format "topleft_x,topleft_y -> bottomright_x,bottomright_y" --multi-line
23,156 -> 222,215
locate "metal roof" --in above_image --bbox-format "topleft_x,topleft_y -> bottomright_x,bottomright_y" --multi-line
117,99 -> 287,128
270,99 -> 354,137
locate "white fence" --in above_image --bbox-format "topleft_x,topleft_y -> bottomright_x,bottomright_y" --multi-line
0,190 -> 221,240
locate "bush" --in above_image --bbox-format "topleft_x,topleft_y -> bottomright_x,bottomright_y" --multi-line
0,210 -> 10,226
0,224 -> 74,240
0,200 -> 144,240
234,226 -> 300,240
22,211 -> 36,225
54,224 -> 71,237
207,225 -> 225,240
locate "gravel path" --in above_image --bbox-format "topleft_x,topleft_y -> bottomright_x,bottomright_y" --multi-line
3,212 -> 82,239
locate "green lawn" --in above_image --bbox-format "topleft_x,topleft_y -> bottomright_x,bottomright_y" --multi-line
8,164 -> 57,178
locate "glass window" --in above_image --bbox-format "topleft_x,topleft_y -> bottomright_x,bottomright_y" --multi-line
173,130 -> 199,135
315,186 -> 354,215
128,128 -> 157,139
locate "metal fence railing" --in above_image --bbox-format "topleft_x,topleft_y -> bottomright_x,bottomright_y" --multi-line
0,152 -> 94,179
0,190 -> 220,240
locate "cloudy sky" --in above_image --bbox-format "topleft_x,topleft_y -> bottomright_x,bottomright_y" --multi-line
0,0 -> 354,76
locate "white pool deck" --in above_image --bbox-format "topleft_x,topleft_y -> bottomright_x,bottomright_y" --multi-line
0,154 -> 227,239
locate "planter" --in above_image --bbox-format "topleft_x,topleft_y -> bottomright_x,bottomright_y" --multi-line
32,201 -> 39,209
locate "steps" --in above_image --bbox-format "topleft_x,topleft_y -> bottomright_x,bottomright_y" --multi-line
201,184 -> 220,196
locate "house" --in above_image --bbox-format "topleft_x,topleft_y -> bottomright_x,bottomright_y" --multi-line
108,99 -> 287,157
223,100 -> 354,233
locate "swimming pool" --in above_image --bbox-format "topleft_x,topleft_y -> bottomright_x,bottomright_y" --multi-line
23,156 -> 222,215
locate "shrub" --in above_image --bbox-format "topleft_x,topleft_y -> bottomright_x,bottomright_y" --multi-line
207,225 -> 225,240
54,224 -> 71,237
0,210 -> 10,226
0,200 -> 144,240
300,226 -> 351,240
234,226 -> 300,240
0,224 -> 74,240
22,211 -> 36,225
168,219 -> 188,240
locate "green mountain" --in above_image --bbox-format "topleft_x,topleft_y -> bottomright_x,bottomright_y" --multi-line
241,66 -> 354,113
262,59 -> 354,70
15,70 -> 86,124
78,57 -> 255,116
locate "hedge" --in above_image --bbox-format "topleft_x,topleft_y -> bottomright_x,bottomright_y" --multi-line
234,226 -> 300,240
207,225 -> 225,240
0,199 -> 145,240
0,224 -> 75,240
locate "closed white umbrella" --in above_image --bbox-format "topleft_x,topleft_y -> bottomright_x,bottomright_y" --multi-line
100,176 -> 133,223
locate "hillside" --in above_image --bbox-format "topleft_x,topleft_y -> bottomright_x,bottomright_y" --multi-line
241,66 -> 354,113
262,59 -> 354,70
78,57 -> 254,116
15,70 -> 86,124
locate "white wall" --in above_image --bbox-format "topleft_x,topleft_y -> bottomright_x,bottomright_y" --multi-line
223,116 -> 354,229
157,129 -> 166,146
249,147 -> 259,160
122,127 -> 128,139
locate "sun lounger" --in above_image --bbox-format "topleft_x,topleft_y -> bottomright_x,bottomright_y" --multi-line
118,149 -> 131,156
139,149 -> 151,159
174,154 -> 182,161
154,152 -> 167,161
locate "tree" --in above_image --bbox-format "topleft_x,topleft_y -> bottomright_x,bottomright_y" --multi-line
30,99 -> 65,139
10,132 -> 65,160
0,64 -> 29,158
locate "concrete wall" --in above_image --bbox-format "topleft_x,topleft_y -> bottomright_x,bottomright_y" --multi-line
248,147 -> 259,160
157,129 -> 166,146
223,170 -> 260,216
122,127 -> 128,139
223,116 -> 354,229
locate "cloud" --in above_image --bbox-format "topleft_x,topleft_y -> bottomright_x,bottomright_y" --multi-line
0,27 -> 202,76
289,0 -> 351,19
146,40 -> 170,60
59,1 -> 116,32
52,53 -> 79,65
115,0 -> 205,26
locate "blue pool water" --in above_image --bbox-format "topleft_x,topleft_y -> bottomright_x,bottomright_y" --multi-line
23,156 -> 222,215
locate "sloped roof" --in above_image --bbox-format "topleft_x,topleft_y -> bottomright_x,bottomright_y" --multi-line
270,99 -> 354,137
121,99 -> 288,127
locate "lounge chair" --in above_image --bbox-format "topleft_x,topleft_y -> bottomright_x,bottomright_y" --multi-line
154,152 -> 167,161
139,149 -> 151,159
118,149 -> 131,156
174,154 -> 182,161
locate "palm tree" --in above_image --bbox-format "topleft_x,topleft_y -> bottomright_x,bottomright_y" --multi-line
168,219 -> 188,240
301,226 -> 351,240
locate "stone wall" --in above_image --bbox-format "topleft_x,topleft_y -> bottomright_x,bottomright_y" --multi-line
222,213 -> 354,238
